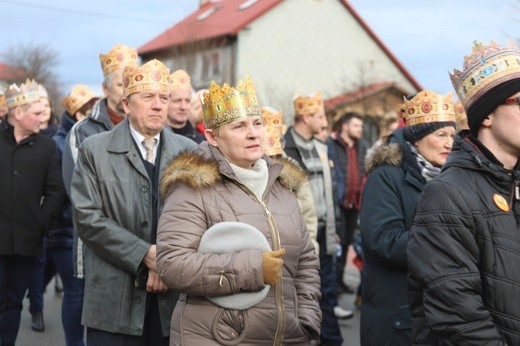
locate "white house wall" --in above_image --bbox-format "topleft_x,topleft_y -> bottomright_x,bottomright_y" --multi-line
236,0 -> 417,119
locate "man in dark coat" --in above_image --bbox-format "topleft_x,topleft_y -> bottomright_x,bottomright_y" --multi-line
332,112 -> 368,293
408,40 -> 520,345
0,79 -> 65,345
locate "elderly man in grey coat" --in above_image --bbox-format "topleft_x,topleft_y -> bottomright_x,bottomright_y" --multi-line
70,59 -> 196,346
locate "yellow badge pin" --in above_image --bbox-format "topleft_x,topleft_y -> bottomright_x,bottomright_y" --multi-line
493,193 -> 510,212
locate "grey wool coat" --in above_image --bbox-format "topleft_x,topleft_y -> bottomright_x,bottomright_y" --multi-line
71,119 -> 197,337
157,142 -> 322,346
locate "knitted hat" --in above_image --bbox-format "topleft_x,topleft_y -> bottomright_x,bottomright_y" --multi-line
402,90 -> 456,143
450,41 -> 520,136
197,222 -> 271,310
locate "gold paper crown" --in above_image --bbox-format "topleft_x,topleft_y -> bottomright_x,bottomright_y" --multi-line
450,40 -> 520,110
99,44 -> 139,77
293,93 -> 324,117
402,90 -> 456,126
262,106 -> 284,156
201,75 -> 261,129
170,69 -> 192,92
5,79 -> 45,109
63,85 -> 98,115
123,59 -> 171,97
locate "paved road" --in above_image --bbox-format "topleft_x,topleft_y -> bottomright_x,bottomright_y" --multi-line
16,252 -> 362,346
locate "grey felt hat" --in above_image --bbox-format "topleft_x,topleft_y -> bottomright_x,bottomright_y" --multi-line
198,222 -> 272,310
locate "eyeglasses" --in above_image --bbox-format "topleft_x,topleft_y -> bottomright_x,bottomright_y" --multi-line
504,97 -> 520,106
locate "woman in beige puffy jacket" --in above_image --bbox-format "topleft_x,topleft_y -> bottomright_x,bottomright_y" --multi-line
156,80 -> 321,346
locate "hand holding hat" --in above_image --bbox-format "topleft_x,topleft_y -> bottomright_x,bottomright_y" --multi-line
262,248 -> 285,285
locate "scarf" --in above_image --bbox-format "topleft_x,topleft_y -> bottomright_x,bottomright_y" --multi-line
229,159 -> 269,200
407,142 -> 442,182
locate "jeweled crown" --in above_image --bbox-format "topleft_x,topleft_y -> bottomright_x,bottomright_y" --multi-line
201,75 -> 261,129
170,69 -> 192,92
402,90 -> 456,126
5,79 -> 45,109
123,59 -> 171,97
63,85 -> 98,115
262,107 -> 284,156
99,44 -> 139,77
293,93 -> 324,117
450,40 -> 520,110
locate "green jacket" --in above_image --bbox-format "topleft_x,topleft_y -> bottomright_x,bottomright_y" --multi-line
71,119 -> 196,336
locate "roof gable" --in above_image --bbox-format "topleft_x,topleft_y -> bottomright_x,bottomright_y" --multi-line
139,0 -> 421,91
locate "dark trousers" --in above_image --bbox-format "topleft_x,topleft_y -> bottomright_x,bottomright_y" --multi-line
0,255 -> 36,345
318,228 -> 343,346
337,207 -> 359,285
86,294 -> 167,346
27,241 -> 57,313
49,247 -> 85,346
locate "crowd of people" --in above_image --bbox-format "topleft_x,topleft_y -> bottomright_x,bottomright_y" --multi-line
1,39 -> 520,346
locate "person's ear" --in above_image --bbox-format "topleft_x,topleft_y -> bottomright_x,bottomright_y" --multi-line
205,128 -> 218,147
481,115 -> 492,128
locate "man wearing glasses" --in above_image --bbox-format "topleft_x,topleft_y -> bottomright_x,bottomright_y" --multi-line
408,41 -> 520,345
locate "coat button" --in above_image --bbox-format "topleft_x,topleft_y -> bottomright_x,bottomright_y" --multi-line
134,297 -> 141,304
141,221 -> 148,228
13,170 -> 18,175
141,186 -> 147,192
395,321 -> 401,327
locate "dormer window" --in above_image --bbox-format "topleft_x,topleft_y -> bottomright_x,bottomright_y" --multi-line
238,0 -> 258,11
197,5 -> 219,21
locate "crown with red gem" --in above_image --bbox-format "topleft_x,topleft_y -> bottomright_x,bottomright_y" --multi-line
201,75 -> 261,129
402,90 -> 456,126
5,79 -> 45,109
450,40 -> 520,110
262,106 -> 284,156
293,93 -> 324,117
99,44 -> 139,77
63,85 -> 99,115
123,59 -> 171,97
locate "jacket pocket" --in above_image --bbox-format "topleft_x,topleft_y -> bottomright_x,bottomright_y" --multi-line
391,305 -> 411,330
212,308 -> 248,345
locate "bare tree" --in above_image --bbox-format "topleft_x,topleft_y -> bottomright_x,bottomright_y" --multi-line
2,42 -> 64,115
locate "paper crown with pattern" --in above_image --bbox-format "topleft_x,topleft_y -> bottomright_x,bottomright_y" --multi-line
63,85 -> 98,115
99,44 -> 139,77
5,79 -> 45,108
293,93 -> 324,117
201,75 -> 261,129
450,41 -> 520,110
170,69 -> 192,92
262,107 -> 284,156
123,59 -> 171,97
402,90 -> 456,126
450,40 -> 520,135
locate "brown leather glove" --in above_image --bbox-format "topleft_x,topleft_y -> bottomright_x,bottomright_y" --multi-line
262,248 -> 286,285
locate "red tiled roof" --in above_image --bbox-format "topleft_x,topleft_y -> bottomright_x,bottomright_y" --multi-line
0,62 -> 25,81
324,81 -> 406,110
139,0 -> 283,54
139,0 -> 422,91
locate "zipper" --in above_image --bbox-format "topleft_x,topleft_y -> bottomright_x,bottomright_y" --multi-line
233,181 -> 285,345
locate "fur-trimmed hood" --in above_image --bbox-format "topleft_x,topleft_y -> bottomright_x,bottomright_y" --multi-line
160,143 -> 307,198
365,142 -> 403,176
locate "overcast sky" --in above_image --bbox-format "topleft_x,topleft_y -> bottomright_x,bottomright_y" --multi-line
1,0 -> 519,97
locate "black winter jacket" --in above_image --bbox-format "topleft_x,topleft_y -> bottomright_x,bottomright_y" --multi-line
359,128 -> 423,345
408,131 -> 520,345
0,120 -> 65,256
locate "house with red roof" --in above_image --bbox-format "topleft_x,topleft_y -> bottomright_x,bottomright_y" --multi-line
139,0 -> 422,132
